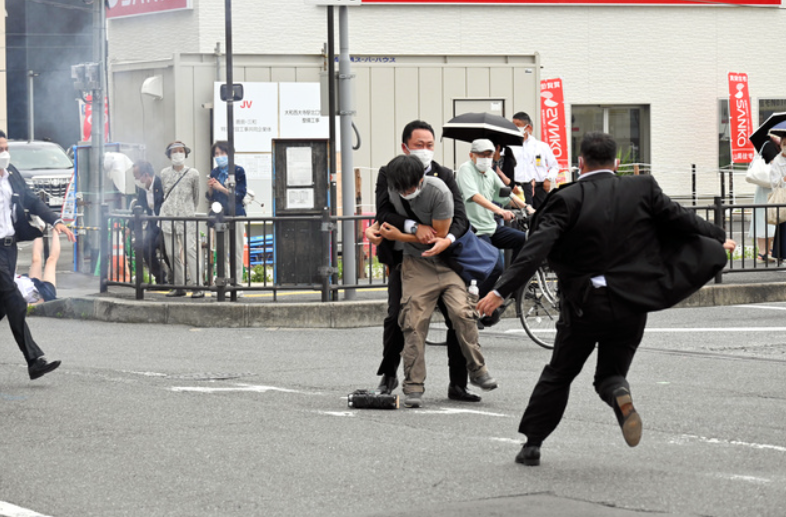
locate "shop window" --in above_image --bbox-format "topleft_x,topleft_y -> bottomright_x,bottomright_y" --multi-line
570,105 -> 650,168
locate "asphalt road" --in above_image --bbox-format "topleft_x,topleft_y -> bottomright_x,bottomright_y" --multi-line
1,303 -> 785,517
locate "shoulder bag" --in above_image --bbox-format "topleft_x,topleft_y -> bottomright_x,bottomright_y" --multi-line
767,187 -> 786,225
745,154 -> 772,188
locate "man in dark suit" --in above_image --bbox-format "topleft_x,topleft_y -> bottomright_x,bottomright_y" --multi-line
0,131 -> 75,380
367,120 -> 482,403
477,132 -> 736,466
132,161 -> 166,284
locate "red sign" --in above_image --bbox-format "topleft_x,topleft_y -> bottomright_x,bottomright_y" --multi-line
106,0 -> 192,19
540,79 -> 569,184
80,95 -> 110,143
360,0 -> 778,4
728,72 -> 755,164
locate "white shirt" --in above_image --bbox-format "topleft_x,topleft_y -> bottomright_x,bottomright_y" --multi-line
0,169 -> 16,239
14,275 -> 39,304
513,135 -> 560,183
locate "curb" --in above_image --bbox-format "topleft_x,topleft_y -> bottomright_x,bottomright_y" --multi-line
28,282 -> 786,328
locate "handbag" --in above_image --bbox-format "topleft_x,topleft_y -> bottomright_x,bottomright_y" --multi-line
442,228 -> 500,285
766,187 -> 786,225
745,154 -> 772,188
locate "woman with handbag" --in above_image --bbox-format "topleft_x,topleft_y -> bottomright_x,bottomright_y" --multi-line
746,150 -> 775,262
766,135 -> 786,260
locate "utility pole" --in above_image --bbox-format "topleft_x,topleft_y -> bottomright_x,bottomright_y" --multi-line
338,6 -> 356,300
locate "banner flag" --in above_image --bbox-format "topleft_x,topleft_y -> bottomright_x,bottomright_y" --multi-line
540,78 -> 569,184
728,72 -> 755,164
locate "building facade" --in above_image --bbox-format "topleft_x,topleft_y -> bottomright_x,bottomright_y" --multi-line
106,0 -> 786,211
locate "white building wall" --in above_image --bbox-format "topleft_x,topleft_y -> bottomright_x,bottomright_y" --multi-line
109,1 -> 786,197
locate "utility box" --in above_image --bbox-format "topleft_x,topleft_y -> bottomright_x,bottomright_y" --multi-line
272,139 -> 330,285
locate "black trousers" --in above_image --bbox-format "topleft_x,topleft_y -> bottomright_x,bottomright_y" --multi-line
519,288 -> 647,445
377,262 -> 468,388
143,226 -> 166,284
532,182 -> 549,210
0,242 -> 44,365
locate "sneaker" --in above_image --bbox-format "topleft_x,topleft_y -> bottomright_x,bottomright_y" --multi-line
470,373 -> 498,391
165,289 -> 186,297
404,392 -> 423,408
190,291 -> 205,299
613,387 -> 642,447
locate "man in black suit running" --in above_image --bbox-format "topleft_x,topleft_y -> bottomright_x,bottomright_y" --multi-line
477,132 -> 736,466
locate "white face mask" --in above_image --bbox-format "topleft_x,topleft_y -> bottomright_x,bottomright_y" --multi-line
135,179 -> 147,189
400,184 -> 422,201
170,152 -> 186,166
406,147 -> 434,169
0,151 -> 9,170
474,157 -> 493,173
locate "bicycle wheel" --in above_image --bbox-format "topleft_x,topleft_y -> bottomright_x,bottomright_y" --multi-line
535,264 -> 559,305
516,274 -> 559,349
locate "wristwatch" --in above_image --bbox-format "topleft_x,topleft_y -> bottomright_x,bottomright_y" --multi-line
411,223 -> 419,234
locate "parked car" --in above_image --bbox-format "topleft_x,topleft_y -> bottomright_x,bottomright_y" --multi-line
8,140 -> 74,209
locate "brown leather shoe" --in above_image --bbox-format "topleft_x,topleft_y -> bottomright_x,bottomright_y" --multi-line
613,387 -> 642,447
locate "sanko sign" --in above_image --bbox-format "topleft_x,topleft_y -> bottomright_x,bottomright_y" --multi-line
106,0 -> 192,19
358,0 -> 780,5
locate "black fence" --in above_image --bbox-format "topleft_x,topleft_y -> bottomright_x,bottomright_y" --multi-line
100,205 -> 387,302
100,196 -> 786,302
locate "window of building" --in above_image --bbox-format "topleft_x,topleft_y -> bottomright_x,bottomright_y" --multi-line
570,105 -> 650,168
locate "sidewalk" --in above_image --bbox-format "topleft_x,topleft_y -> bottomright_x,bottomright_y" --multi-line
20,236 -> 786,328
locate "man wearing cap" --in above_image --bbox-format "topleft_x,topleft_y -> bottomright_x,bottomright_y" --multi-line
511,112 -> 559,209
159,141 -> 202,298
456,138 -> 529,307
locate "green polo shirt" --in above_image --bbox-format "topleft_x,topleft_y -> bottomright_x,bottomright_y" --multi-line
456,159 -> 512,236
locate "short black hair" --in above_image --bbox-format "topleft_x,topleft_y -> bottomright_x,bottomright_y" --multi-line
211,140 -> 232,156
512,112 -> 532,126
580,132 -> 617,169
401,120 -> 435,146
0,130 -> 6,139
386,155 -> 424,193
134,160 -> 155,177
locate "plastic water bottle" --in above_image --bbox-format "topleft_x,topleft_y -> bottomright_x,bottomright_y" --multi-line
468,279 -> 479,303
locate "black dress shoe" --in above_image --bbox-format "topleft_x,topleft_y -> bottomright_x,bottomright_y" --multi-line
377,374 -> 398,395
447,384 -> 481,402
612,387 -> 642,447
515,445 -> 541,466
28,357 -> 61,380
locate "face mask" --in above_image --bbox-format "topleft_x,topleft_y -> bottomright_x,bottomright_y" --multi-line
519,126 -> 528,134
215,155 -> 228,168
170,152 -> 186,166
0,151 -> 9,170
135,179 -> 146,189
475,157 -> 493,173
400,184 -> 422,201
406,147 -> 434,169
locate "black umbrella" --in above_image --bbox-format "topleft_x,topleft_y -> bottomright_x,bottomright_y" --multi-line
749,112 -> 786,152
442,112 -> 524,148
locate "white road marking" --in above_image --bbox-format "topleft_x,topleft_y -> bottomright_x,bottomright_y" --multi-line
169,384 -> 306,394
671,434 -> 786,453
0,501 -> 53,517
723,474 -> 772,484
489,437 -> 521,445
504,327 -> 786,334
318,411 -> 356,417
416,407 -> 511,417
733,304 -> 786,311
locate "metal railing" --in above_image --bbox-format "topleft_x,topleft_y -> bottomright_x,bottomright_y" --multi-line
100,204 -> 387,302
100,196 -> 786,302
